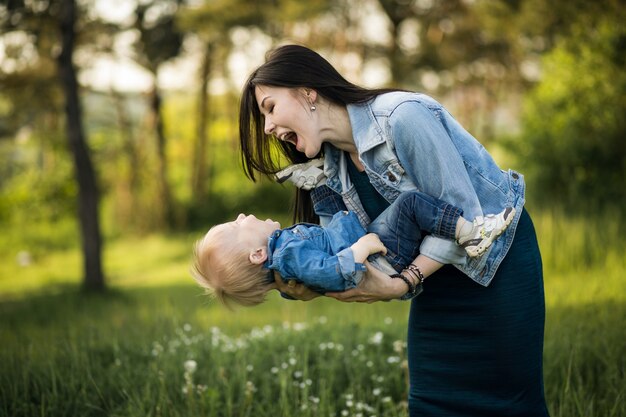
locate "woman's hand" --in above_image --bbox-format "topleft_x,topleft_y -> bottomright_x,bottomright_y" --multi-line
274,274 -> 322,301
326,260 -> 407,303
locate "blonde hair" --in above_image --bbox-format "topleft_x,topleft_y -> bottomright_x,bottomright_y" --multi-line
191,225 -> 274,308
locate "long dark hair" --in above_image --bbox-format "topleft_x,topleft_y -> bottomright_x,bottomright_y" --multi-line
239,44 -> 397,222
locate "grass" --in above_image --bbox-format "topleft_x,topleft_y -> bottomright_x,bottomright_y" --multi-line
0,210 -> 625,416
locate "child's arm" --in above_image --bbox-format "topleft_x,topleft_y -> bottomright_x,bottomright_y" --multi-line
273,235 -> 386,293
350,233 -> 387,263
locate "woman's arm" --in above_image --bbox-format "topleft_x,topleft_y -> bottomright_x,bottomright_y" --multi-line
326,254 -> 443,303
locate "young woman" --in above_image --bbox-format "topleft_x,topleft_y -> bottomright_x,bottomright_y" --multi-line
238,44 -> 549,417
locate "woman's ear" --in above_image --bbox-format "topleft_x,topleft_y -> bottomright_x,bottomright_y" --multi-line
249,247 -> 268,264
302,88 -> 317,104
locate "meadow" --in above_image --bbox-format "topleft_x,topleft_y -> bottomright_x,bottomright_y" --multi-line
0,210 -> 624,417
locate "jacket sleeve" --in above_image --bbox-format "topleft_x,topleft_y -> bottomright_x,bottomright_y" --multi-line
388,100 -> 480,265
273,241 -> 366,291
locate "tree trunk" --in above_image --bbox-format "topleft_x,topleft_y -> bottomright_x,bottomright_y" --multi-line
191,42 -> 212,203
57,0 -> 105,291
150,81 -> 173,228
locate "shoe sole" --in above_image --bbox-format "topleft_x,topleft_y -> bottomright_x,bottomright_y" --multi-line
466,207 -> 516,257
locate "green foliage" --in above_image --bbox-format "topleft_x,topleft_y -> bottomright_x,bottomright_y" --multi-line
508,16 -> 626,212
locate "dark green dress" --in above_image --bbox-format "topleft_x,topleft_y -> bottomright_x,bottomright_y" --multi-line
347,159 -> 550,417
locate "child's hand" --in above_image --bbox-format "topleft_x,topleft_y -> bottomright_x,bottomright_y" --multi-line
351,233 -> 387,263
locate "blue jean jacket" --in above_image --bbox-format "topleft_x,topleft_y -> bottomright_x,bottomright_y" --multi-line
315,92 -> 525,287
265,211 -> 368,293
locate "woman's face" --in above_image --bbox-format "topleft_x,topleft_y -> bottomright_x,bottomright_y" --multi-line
254,85 -> 322,158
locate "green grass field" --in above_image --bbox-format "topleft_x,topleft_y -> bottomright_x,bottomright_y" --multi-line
1,211 -> 624,417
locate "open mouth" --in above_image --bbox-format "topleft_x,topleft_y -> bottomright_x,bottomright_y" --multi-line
280,131 -> 297,146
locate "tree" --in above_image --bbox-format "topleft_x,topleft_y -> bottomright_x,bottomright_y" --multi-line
131,0 -> 184,228
58,0 -> 104,290
1,0 -> 106,290
509,14 -> 626,212
177,0 -> 268,205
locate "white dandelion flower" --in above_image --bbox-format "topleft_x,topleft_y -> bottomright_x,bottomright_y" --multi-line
369,332 -> 383,345
184,360 -> 197,374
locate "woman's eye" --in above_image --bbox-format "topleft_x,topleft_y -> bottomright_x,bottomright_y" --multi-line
269,105 -> 275,114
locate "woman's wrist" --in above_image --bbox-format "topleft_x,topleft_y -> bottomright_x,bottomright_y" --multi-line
387,274 -> 411,298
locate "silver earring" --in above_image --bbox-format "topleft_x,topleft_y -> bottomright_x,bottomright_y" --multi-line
310,105 -> 316,112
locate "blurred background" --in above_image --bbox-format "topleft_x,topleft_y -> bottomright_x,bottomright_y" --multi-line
1,1 -> 625,416
1,0 -> 625,293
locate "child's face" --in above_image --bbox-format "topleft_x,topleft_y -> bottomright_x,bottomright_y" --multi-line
213,214 -> 281,249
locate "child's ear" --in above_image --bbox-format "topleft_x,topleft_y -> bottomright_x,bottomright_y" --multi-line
249,247 -> 268,264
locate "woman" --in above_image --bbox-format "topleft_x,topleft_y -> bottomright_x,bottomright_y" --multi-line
239,44 -> 549,416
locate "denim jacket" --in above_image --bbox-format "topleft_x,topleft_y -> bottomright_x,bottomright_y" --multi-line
313,92 -> 525,287
265,211 -> 368,292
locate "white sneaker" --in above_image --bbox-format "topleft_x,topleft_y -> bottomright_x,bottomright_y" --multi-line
457,207 -> 516,257
274,158 -> 326,190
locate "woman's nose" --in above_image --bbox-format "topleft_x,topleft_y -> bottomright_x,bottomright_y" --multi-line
236,213 -> 246,222
264,118 -> 275,135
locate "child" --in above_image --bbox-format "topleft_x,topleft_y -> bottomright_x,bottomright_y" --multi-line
191,190 -> 515,308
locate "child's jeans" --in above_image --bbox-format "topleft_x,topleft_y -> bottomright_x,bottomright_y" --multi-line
367,191 -> 462,273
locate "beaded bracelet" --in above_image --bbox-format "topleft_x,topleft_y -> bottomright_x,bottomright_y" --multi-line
404,263 -> 425,285
390,272 -> 417,297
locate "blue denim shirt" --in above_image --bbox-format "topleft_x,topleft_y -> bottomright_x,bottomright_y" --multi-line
265,211 -> 368,292
315,92 -> 525,287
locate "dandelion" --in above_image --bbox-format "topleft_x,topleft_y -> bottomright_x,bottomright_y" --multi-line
245,380 -> 257,394
305,378 -> 312,386
382,396 -> 392,403
373,388 -> 382,396
327,342 -> 335,349
366,361 -> 373,367
309,396 -> 320,404
271,367 -> 279,374
183,323 -> 192,332
369,332 -> 383,345
341,410 -> 349,416
318,315 -> 328,324
319,343 -> 327,351
386,356 -> 400,364
289,357 -> 297,366
184,360 -> 197,374
294,371 -> 303,379
384,317 -> 393,325
393,340 -> 405,353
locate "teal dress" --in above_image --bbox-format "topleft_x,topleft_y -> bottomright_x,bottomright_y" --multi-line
347,159 -> 550,417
